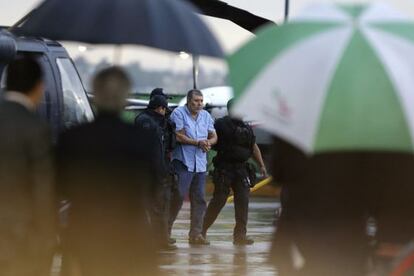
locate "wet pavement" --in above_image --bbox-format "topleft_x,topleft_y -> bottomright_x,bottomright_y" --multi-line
159,198 -> 280,275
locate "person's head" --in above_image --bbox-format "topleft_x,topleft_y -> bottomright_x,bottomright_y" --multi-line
148,95 -> 168,116
150,87 -> 171,101
6,56 -> 44,106
226,98 -> 234,116
186,89 -> 203,114
226,98 -> 242,119
92,66 -> 131,113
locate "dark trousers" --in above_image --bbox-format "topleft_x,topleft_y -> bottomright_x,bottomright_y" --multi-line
151,178 -> 173,246
0,225 -> 54,276
202,167 -> 250,240
0,249 -> 53,276
168,160 -> 207,238
61,217 -> 158,276
271,218 -> 368,276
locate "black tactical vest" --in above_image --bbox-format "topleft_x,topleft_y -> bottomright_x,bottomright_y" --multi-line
214,116 -> 255,164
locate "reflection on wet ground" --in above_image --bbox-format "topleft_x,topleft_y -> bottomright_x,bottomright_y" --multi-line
160,198 -> 280,275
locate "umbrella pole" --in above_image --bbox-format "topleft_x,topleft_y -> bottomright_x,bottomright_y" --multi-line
192,55 -> 199,89
9,11 -> 33,31
9,1 -> 47,31
284,0 -> 290,22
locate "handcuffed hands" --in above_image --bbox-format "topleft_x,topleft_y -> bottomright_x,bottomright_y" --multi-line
197,140 -> 211,152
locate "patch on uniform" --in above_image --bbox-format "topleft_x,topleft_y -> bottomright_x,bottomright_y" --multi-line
142,121 -> 151,129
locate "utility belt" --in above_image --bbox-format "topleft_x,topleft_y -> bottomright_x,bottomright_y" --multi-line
215,161 -> 247,170
213,162 -> 257,188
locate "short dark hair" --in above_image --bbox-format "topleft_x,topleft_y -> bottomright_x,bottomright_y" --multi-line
6,56 -> 43,94
92,66 -> 131,112
186,89 -> 203,103
93,66 -> 131,91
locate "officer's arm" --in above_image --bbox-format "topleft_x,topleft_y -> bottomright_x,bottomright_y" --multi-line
207,113 -> 217,146
207,130 -> 217,146
253,143 -> 267,177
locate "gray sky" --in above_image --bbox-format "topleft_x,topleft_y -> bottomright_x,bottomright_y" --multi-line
2,0 -> 414,69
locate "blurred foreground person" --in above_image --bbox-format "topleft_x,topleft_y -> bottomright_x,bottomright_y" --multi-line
135,95 -> 177,250
56,67 -> 158,276
270,138 -> 370,276
270,138 -> 414,275
202,99 -> 267,245
0,56 -> 56,275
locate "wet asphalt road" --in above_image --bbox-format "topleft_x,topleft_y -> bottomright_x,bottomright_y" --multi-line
159,198 -> 280,276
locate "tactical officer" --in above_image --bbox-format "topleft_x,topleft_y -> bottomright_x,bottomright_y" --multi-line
149,88 -> 178,244
202,98 -> 267,245
150,87 -> 173,117
135,94 -> 177,250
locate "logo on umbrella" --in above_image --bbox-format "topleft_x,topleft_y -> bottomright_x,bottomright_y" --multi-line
261,88 -> 292,125
273,88 -> 292,120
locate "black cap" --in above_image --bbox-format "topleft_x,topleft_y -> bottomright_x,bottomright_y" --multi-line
148,95 -> 168,109
150,88 -> 172,99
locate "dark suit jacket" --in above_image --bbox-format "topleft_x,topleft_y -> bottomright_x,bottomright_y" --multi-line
0,99 -> 56,260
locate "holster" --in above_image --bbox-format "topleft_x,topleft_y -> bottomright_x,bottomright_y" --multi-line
245,163 -> 257,188
213,163 -> 256,188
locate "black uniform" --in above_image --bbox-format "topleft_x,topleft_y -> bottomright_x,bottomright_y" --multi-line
202,116 -> 256,242
135,109 -> 176,246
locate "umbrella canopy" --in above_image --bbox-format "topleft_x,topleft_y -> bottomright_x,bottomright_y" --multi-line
187,0 -> 275,32
15,0 -> 223,58
229,3 -> 414,154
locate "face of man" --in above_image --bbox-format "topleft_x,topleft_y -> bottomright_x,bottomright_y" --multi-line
188,94 -> 203,114
154,106 -> 167,116
159,106 -> 166,116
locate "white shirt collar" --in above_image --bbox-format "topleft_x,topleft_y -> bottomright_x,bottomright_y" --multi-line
4,91 -> 35,111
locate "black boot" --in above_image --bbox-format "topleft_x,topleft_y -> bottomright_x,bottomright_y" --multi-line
233,236 -> 254,245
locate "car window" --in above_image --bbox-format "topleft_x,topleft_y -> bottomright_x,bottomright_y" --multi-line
57,58 -> 94,129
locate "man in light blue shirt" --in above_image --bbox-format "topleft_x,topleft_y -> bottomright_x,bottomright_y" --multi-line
169,89 -> 217,245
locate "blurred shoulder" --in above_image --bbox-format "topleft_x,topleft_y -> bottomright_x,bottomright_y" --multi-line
200,109 -> 211,117
215,116 -> 228,124
200,110 -> 214,123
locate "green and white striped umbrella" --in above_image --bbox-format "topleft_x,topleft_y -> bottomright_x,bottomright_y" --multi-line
229,3 -> 414,154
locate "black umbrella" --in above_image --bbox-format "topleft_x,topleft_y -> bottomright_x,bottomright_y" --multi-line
14,0 -> 223,58
187,0 -> 275,32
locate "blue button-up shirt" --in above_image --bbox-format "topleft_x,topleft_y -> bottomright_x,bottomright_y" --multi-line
170,105 -> 215,172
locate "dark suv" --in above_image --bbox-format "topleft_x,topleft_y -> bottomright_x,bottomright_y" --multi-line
0,28 -> 94,141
